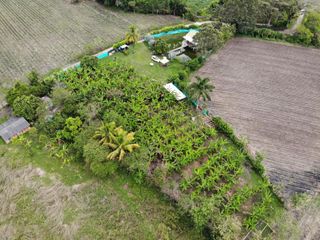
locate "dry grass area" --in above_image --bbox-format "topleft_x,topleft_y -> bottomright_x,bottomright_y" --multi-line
0,145 -> 203,240
197,38 -> 320,200
0,0 -> 182,84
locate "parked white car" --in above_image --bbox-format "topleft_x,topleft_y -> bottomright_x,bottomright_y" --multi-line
151,55 -> 161,63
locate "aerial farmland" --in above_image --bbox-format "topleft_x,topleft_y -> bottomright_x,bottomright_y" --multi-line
1,0 -> 320,239
0,0 -> 181,84
197,37 -> 320,200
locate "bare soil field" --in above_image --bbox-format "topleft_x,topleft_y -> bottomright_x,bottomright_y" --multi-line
0,0 -> 181,86
197,38 -> 320,200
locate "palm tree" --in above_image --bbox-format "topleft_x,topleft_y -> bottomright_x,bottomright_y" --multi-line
126,25 -> 139,44
106,127 -> 140,161
94,122 -> 117,145
189,76 -> 215,102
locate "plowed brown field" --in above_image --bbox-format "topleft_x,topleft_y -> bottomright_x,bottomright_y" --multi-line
197,38 -> 320,200
0,0 -> 181,82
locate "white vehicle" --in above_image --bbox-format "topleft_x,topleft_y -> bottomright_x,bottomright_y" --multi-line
151,55 -> 161,63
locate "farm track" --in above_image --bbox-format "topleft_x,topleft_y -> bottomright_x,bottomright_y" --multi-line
197,38 -> 320,200
0,0 -> 182,85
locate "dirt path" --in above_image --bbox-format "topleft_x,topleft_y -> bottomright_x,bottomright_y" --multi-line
283,9 -> 306,35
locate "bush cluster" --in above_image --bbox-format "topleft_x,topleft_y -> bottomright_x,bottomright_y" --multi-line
241,11 -> 320,48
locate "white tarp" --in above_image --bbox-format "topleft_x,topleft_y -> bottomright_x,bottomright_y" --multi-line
160,57 -> 170,65
164,83 -> 186,101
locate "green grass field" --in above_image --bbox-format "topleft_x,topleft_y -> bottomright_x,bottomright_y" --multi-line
107,43 -> 185,83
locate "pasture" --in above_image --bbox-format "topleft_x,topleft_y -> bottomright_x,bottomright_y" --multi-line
0,0 -> 182,87
197,38 -> 320,200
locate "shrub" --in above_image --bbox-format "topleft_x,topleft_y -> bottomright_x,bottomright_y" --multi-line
6,82 -> 31,106
293,25 -> 313,45
303,11 -> 320,34
83,139 -> 117,177
56,117 -> 82,142
80,55 -> 98,70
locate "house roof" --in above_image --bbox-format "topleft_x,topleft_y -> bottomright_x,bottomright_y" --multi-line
164,83 -> 186,101
0,117 -> 30,143
183,30 -> 198,43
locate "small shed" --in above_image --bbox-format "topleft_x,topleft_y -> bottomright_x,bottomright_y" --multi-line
0,117 -> 30,143
164,83 -> 186,101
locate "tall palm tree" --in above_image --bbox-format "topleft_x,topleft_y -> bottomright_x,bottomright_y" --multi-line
106,127 -> 140,161
94,122 -> 117,145
126,25 -> 139,44
189,76 -> 215,102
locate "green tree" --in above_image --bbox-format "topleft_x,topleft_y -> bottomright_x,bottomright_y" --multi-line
6,82 -> 31,106
194,24 -> 223,55
126,25 -> 139,44
12,95 -> 42,122
106,127 -> 140,161
216,0 -> 259,31
94,122 -> 117,145
189,76 -> 215,102
57,117 -> 82,141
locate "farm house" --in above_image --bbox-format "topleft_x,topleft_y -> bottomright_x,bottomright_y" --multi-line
0,117 -> 30,143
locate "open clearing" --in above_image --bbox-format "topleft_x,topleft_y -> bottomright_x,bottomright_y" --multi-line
0,0 -> 182,85
0,143 -> 203,240
197,38 -> 320,200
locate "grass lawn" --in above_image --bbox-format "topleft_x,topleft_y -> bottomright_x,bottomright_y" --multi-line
106,43 -> 185,83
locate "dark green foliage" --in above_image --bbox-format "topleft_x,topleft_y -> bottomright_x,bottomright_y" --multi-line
194,23 -> 235,55
184,57 -> 204,71
38,113 -> 66,137
240,26 -> 320,48
101,0 -> 187,16
214,0 -> 259,31
258,0 -> 299,29
12,95 -> 42,122
6,82 -> 31,106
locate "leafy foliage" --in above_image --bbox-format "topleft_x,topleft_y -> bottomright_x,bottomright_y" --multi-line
126,25 -> 139,44
189,76 -> 215,102
12,95 -> 42,122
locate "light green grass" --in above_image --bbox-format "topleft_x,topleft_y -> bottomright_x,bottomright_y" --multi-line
106,43 -> 185,83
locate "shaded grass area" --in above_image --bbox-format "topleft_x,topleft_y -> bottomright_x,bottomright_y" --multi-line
106,43 -> 185,83
0,139 -> 205,240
